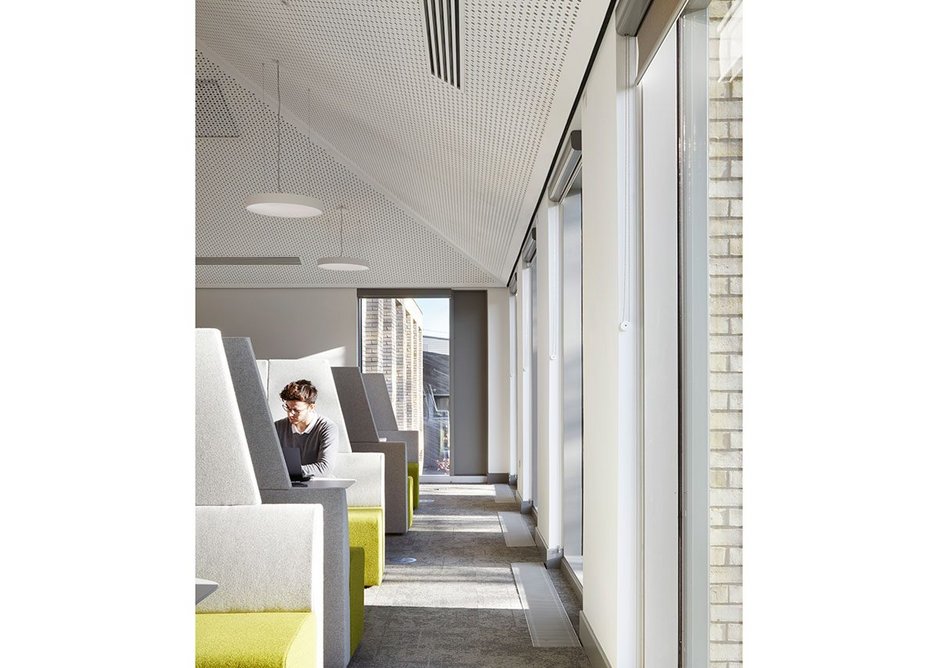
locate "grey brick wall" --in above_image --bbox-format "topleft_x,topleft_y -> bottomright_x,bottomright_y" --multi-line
360,297 -> 424,433
709,1 -> 743,666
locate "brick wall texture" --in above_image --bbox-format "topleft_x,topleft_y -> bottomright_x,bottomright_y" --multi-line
360,297 -> 424,434
708,1 -> 743,666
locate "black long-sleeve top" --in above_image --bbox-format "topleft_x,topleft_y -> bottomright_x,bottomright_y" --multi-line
274,414 -> 337,477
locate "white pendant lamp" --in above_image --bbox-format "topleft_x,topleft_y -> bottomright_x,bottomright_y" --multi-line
245,60 -> 323,218
318,206 -> 369,271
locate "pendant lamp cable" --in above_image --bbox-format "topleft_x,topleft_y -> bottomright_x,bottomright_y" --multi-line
245,59 -> 323,218
339,206 -> 346,256
275,59 -> 282,193
306,87 -> 312,197
261,61 -> 269,188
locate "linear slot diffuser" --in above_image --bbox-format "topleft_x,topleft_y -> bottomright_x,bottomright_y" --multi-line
196,257 -> 302,265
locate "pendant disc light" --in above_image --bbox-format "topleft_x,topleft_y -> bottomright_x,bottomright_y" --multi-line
318,206 -> 369,271
245,60 -> 323,218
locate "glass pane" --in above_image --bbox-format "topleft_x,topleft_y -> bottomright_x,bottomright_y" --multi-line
561,170 -> 583,559
417,298 -> 451,476
530,257 -> 538,508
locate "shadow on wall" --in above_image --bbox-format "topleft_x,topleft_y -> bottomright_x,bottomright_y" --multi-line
298,347 -> 347,366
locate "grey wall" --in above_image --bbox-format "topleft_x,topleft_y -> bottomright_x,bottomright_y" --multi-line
195,288 -> 359,364
452,290 -> 488,476
487,289 -> 511,475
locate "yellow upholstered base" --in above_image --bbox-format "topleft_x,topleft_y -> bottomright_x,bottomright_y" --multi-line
407,476 -> 414,528
349,546 -> 365,657
348,507 -> 384,586
407,462 -> 420,510
196,612 -> 318,668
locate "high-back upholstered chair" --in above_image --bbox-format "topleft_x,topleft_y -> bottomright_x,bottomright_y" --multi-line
335,368 -> 419,518
363,372 -> 423,510
195,329 -> 325,668
266,358 -> 410,535
224,337 -> 361,667
256,358 -> 269,393
261,357 -> 387,584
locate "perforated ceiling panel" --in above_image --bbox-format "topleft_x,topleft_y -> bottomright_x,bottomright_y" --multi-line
196,79 -> 239,138
196,0 -> 606,287
196,51 -> 495,287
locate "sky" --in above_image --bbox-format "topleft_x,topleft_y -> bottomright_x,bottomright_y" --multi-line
415,298 -> 449,339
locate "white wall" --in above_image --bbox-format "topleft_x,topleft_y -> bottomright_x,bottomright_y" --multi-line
487,288 -> 511,475
508,292 -> 518,478
195,288 -> 359,364
579,22 -> 642,668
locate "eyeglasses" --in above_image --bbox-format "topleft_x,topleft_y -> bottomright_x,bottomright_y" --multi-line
282,402 -> 312,415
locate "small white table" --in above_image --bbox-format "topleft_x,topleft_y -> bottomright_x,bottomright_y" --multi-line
195,578 -> 218,604
290,478 -> 356,489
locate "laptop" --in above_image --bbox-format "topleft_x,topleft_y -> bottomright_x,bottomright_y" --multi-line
281,446 -> 312,483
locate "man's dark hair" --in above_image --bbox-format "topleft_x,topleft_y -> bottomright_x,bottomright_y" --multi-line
280,379 -> 318,404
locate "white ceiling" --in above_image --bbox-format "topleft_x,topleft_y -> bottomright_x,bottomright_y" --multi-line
195,0 -> 608,288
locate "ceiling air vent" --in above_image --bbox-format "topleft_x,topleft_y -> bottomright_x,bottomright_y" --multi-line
422,0 -> 461,88
196,257 -> 301,265
196,79 -> 239,138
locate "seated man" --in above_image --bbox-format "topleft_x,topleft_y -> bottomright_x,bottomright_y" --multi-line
276,379 -> 337,477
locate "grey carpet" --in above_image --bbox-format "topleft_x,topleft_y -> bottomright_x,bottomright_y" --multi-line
350,483 -> 589,668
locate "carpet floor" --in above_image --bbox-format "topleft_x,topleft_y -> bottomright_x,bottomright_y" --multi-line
349,483 -> 589,668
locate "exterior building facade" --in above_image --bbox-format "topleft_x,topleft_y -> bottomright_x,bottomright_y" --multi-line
360,297 -> 425,434
708,1 -> 744,664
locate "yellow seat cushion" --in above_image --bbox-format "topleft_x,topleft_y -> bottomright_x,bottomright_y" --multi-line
196,611 -> 317,668
348,507 -> 384,586
407,462 -> 420,510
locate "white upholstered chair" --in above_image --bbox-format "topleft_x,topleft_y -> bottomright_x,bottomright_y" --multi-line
196,329 -> 325,667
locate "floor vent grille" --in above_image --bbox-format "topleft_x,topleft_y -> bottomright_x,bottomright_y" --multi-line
498,511 -> 536,547
511,563 -> 582,647
494,484 -> 517,503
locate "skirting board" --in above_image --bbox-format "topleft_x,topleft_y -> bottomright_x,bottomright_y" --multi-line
487,473 -> 509,484
515,489 -> 533,513
560,557 -> 583,601
579,610 -> 613,668
533,527 -> 563,569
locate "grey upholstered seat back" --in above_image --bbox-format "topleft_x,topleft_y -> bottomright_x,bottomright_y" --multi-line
256,359 -> 269,395
363,372 -> 401,430
332,367 -> 381,442
223,337 -> 292,491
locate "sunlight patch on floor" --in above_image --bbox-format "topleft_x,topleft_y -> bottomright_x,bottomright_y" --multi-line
421,484 -> 497,497
410,514 -> 502,533
365,564 -> 524,609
